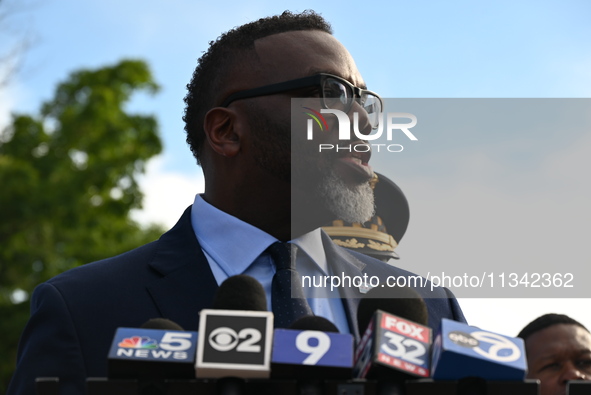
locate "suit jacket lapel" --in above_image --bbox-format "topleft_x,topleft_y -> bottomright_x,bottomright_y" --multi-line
321,231 -> 367,341
146,206 -> 218,331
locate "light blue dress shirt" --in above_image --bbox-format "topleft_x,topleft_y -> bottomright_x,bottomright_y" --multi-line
190,194 -> 350,334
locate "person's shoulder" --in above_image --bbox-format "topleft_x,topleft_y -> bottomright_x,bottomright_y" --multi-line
46,239 -> 161,291
47,206 -> 196,291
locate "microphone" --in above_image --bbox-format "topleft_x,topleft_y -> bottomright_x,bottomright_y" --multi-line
195,275 -> 274,379
431,318 -> 527,381
107,318 -> 198,380
271,315 -> 354,395
408,341 -> 534,395
141,318 -> 185,331
568,381 -> 591,395
354,286 -> 432,395
406,319 -> 532,394
288,315 -> 340,332
356,286 -> 428,335
211,274 -> 268,311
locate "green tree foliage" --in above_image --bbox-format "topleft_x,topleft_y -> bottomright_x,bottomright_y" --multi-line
0,59 -> 165,391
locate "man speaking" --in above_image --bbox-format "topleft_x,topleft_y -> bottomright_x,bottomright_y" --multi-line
9,10 -> 465,395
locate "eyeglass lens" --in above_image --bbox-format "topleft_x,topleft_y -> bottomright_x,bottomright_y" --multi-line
321,77 -> 382,129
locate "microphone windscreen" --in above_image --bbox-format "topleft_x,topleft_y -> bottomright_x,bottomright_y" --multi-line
357,286 -> 428,333
212,274 -> 267,311
140,318 -> 184,331
289,315 -> 340,333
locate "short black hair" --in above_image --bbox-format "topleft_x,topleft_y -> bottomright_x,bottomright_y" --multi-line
183,10 -> 332,165
517,313 -> 589,341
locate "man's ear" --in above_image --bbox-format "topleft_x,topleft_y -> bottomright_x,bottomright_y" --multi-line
203,107 -> 241,157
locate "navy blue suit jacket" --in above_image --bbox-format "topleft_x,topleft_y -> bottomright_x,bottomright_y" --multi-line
8,206 -> 466,395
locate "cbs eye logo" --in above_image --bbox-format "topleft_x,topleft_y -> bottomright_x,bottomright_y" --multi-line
208,327 -> 262,353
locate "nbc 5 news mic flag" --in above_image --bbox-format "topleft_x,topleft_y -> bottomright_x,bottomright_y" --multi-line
108,327 -> 198,379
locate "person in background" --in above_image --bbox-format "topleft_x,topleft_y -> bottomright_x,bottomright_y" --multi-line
518,313 -> 591,395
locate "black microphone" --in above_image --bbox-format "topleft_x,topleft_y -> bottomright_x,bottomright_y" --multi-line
211,274 -> 268,311
107,318 -> 198,380
195,275 -> 274,380
567,381 -> 591,395
354,286 -> 432,395
356,285 -> 428,335
289,315 -> 340,333
271,315 -> 354,395
141,318 -> 185,331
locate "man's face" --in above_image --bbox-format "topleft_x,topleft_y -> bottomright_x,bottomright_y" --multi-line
525,324 -> 591,395
238,30 -> 376,224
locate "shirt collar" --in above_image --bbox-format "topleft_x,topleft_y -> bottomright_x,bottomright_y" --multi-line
191,194 -> 328,275
292,228 -> 329,275
191,195 -> 277,277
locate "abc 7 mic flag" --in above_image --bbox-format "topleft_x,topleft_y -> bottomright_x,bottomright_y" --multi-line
431,318 -> 527,380
196,309 -> 274,378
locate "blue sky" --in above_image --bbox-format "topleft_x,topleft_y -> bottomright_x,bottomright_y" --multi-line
2,0 -> 590,337
4,0 -> 590,176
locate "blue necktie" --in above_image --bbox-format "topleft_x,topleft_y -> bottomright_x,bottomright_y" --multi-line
268,242 -> 313,328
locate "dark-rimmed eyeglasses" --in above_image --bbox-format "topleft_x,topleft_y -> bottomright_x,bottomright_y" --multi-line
220,73 -> 383,129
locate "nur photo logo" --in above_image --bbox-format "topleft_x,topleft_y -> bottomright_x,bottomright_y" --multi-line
303,107 -> 418,153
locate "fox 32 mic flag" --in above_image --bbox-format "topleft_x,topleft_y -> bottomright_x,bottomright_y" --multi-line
431,318 -> 527,380
354,309 -> 432,379
196,309 -> 274,378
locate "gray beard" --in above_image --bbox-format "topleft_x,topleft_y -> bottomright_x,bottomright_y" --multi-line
317,169 -> 375,223
246,107 -> 375,224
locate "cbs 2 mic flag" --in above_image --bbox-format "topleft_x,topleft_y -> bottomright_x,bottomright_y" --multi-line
196,309 -> 274,378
